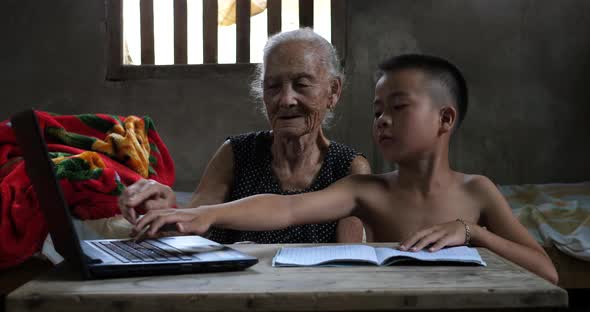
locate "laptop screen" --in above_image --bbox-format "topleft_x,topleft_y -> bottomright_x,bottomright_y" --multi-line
11,109 -> 90,278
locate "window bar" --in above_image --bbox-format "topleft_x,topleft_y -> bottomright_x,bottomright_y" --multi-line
267,0 -> 282,37
174,0 -> 188,64
331,0 -> 346,60
299,0 -> 313,28
236,0 -> 251,63
107,0 -> 123,78
203,0 -> 218,63
140,0 -> 155,64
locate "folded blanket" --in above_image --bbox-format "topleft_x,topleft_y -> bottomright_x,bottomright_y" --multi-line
0,111 -> 174,269
499,182 -> 590,261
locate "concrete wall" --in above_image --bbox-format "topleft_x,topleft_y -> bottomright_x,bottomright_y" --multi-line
1,0 -> 588,191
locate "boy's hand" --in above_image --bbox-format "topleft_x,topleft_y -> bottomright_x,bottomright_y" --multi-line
133,207 -> 214,238
399,220 -> 469,252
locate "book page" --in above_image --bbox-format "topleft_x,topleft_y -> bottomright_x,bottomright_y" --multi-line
375,246 -> 486,266
273,245 -> 379,267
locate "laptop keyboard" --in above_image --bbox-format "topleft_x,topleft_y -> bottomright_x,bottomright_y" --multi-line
93,240 -> 194,263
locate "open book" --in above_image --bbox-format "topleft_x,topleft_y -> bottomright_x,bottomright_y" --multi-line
272,245 -> 486,267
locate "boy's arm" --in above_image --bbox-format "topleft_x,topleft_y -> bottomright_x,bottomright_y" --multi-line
134,175 -> 360,236
336,156 -> 371,243
469,176 -> 558,284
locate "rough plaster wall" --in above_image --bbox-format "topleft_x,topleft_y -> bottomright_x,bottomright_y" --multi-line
1,0 -> 588,191
333,0 -> 590,184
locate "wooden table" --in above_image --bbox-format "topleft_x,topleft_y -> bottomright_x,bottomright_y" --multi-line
6,243 -> 567,311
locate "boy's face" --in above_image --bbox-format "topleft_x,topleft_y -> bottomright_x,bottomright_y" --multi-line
372,69 -> 442,162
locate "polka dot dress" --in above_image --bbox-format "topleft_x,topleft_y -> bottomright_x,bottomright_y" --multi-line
206,131 -> 361,244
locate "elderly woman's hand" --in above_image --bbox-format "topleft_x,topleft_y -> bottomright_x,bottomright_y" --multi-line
118,179 -> 176,224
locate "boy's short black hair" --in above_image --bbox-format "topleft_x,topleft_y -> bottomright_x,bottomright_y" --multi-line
377,54 -> 468,129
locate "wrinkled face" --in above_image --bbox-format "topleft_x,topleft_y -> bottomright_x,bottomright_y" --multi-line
372,69 -> 441,162
262,41 -> 337,138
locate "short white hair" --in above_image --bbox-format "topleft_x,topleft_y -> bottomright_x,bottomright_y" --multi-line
250,28 -> 345,127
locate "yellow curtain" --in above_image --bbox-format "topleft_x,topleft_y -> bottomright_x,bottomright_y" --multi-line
218,0 -> 267,26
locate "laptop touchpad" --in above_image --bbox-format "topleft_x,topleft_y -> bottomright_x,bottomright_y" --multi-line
158,236 -> 224,253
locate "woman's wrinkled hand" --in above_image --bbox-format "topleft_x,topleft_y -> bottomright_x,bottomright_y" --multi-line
399,220 -> 469,252
118,179 -> 176,224
133,207 -> 214,238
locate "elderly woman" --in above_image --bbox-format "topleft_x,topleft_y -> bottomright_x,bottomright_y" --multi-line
119,28 -> 370,243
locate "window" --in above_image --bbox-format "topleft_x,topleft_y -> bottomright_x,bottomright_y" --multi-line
106,0 -> 347,80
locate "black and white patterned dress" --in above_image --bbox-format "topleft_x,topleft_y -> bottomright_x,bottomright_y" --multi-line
206,131 -> 362,244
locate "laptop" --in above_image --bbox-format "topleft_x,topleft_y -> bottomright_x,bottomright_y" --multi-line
11,109 -> 258,279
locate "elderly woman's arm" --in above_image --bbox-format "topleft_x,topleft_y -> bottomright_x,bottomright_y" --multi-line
188,140 -> 234,207
336,156 -> 371,243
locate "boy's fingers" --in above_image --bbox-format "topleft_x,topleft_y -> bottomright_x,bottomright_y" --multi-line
400,235 -> 420,250
412,231 -> 445,251
177,218 -> 209,235
177,222 -> 189,233
134,210 -> 165,232
148,213 -> 192,236
401,228 -> 436,250
401,238 -> 420,250
148,214 -> 174,235
429,236 -> 452,252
